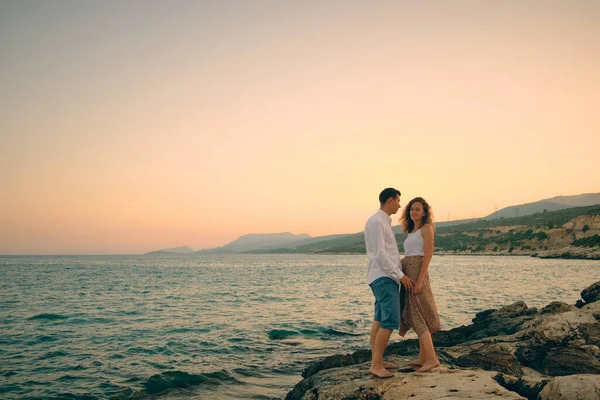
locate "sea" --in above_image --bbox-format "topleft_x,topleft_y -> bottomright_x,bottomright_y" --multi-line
1,254 -> 598,399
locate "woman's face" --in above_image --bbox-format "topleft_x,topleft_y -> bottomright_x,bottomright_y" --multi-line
409,201 -> 425,223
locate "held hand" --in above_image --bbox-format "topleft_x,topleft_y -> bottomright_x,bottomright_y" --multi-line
412,280 -> 423,295
400,275 -> 415,292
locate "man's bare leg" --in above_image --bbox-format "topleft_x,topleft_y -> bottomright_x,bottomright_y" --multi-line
370,321 -> 380,351
370,322 -> 399,370
369,327 -> 394,377
415,331 -> 440,372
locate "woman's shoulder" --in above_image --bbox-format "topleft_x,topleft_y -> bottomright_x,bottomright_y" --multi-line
420,223 -> 435,235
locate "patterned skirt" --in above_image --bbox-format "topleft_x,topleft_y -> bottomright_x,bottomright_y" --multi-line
399,256 -> 441,337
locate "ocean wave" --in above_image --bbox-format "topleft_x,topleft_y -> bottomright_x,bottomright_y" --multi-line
26,335 -> 58,345
28,394 -> 96,400
126,346 -> 173,355
38,351 -> 69,360
27,313 -> 69,321
142,370 -> 241,395
320,328 -> 361,336
268,325 -> 361,340
267,329 -> 299,340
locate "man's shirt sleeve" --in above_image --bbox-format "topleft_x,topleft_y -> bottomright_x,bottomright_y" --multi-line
368,220 -> 404,283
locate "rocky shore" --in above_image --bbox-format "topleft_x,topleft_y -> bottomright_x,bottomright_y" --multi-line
286,281 -> 600,400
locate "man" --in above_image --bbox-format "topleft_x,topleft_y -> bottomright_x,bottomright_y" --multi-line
364,187 -> 414,378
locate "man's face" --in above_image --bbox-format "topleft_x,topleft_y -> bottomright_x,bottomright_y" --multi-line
390,195 -> 401,214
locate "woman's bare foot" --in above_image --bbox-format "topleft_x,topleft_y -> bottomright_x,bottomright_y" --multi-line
369,366 -> 394,378
415,360 -> 440,373
407,359 -> 424,366
382,361 -> 400,370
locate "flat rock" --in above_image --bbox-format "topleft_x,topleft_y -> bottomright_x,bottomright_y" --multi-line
287,361 -> 526,400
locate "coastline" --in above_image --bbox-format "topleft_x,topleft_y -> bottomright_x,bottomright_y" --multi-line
314,251 -> 600,260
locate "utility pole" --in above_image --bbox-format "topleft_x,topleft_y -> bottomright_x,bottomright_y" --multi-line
494,204 -> 498,227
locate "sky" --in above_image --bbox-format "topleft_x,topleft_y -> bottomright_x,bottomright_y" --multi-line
1,1 -> 599,255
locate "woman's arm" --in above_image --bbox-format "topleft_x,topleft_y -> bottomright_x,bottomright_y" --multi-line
413,224 -> 434,295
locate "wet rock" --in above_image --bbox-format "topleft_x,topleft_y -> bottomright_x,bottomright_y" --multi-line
301,349 -> 372,379
582,281 -> 600,305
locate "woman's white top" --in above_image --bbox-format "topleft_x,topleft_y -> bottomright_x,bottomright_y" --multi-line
403,227 -> 425,256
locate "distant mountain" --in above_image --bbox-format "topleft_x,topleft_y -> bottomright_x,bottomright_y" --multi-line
242,233 -> 349,253
247,195 -> 600,256
146,245 -> 195,255
483,193 -> 600,220
545,193 -> 600,207
146,193 -> 600,256
197,232 -> 311,254
244,233 -> 364,254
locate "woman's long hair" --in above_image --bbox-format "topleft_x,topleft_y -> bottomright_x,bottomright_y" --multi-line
401,197 -> 434,233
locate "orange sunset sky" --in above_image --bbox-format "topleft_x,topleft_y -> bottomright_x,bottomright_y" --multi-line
1,1 -> 599,255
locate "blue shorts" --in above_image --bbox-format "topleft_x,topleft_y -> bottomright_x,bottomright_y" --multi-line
369,277 -> 400,330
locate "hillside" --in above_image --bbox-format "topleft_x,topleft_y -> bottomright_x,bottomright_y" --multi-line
147,193 -> 600,257
145,245 -> 195,255
256,205 -> 600,259
196,232 -> 311,254
483,192 -> 600,220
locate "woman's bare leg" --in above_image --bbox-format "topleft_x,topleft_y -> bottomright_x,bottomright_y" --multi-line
415,331 -> 440,372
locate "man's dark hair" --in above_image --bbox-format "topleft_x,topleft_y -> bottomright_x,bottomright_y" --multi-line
379,188 -> 401,205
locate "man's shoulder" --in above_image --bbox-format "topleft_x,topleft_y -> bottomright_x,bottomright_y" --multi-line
365,211 -> 384,229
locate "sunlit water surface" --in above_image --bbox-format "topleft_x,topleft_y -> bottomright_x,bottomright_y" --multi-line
1,254 -> 598,399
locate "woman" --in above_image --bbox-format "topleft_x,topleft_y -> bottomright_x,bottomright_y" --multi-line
399,197 -> 441,373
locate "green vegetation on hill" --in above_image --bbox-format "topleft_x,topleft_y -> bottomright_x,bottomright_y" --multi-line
573,234 -> 600,248
252,204 -> 600,256
436,204 -> 600,234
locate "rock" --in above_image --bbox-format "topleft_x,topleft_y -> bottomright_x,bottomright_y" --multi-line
301,349 -> 373,379
541,302 -> 577,314
581,281 -> 600,305
533,309 -> 598,345
288,283 -> 600,400
539,374 -> 600,400
494,368 -> 550,400
563,215 -> 600,231
580,323 -> 600,346
497,302 -> 530,318
286,361 -> 526,400
583,300 -> 600,316
450,343 -> 523,376
541,348 -> 600,376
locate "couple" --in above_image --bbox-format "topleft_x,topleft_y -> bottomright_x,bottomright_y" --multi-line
365,188 -> 441,378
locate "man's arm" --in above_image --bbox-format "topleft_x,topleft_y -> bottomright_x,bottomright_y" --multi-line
370,221 -> 404,283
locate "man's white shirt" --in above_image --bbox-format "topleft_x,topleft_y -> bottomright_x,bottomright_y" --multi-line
364,209 -> 404,285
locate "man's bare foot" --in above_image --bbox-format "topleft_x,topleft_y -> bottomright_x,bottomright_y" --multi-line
369,366 -> 394,378
415,360 -> 440,373
407,359 -> 424,366
382,361 -> 400,370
